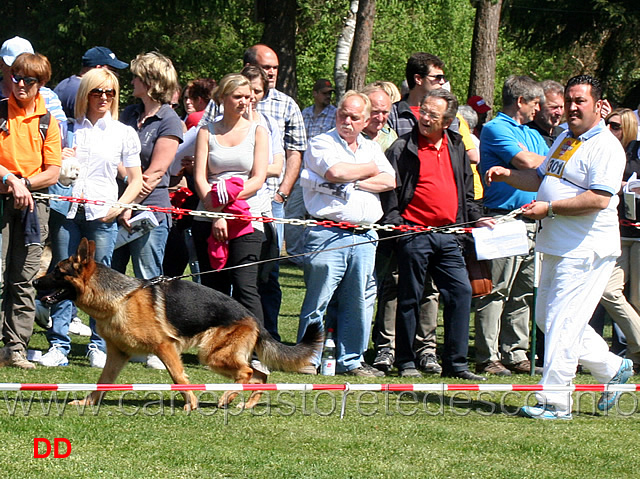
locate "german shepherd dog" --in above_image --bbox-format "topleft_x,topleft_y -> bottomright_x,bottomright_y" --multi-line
35,238 -> 322,410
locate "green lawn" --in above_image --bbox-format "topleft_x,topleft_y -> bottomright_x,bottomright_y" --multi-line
0,263 -> 638,478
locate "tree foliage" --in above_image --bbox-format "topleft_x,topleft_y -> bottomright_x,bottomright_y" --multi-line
1,0 -> 637,111
502,0 -> 640,105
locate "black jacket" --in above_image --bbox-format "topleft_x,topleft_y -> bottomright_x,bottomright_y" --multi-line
380,126 -> 481,228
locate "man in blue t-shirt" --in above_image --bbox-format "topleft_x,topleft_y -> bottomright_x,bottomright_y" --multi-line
475,75 -> 549,377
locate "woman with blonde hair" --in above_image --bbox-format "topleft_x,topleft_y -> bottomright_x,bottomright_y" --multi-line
192,73 -> 269,323
41,67 -> 143,368
113,51 -> 183,280
606,108 -> 638,149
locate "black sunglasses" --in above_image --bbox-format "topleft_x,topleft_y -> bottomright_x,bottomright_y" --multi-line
11,74 -> 38,87
606,120 -> 622,131
89,88 -> 116,99
426,74 -> 447,83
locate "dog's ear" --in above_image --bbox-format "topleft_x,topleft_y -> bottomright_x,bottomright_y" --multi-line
76,238 -> 96,264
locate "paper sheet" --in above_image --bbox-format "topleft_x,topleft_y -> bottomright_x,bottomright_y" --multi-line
472,220 -> 530,260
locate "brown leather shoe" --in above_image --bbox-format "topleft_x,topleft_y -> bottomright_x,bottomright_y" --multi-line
507,360 -> 543,375
476,360 -> 511,376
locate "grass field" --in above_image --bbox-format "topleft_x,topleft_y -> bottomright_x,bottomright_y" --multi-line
0,263 -> 638,478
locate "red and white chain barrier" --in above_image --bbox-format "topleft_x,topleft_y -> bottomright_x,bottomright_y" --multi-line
32,191 -> 498,235
1,382 -> 638,392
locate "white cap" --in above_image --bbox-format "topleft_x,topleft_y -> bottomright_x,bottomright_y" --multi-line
1,36 -> 34,66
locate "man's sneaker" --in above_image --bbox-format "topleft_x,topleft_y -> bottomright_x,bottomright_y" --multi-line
251,359 -> 270,376
296,363 -> 318,375
87,344 -> 106,368
520,403 -> 572,420
146,354 -> 167,370
40,345 -> 69,367
399,367 -> 423,378
598,358 -> 634,412
343,363 -> 385,378
69,317 -> 91,336
372,348 -> 394,373
418,353 -> 442,374
476,360 -> 511,376
506,359 -> 543,375
8,350 -> 36,370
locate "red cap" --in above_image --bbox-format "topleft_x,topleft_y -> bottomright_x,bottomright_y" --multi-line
467,95 -> 491,114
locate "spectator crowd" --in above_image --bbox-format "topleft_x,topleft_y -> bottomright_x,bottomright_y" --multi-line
1,35 -> 639,419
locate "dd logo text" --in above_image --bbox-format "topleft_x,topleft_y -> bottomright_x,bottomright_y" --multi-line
33,438 -> 71,458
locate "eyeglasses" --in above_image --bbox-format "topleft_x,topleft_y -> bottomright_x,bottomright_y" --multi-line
418,109 -> 442,121
606,120 -> 622,131
425,74 -> 446,83
11,74 -> 38,87
89,88 -> 116,99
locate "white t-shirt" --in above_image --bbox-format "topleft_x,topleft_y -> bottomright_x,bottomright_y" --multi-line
67,112 -> 141,221
302,129 -> 395,224
535,121 -> 625,258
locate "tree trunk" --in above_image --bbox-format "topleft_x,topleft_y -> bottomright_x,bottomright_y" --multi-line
468,0 -> 502,117
346,0 -> 376,92
259,0 -> 299,100
334,0 -> 359,100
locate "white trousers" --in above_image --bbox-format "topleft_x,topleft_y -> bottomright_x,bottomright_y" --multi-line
535,253 -> 623,414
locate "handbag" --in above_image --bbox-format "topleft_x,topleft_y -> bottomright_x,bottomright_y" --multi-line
465,248 -> 493,298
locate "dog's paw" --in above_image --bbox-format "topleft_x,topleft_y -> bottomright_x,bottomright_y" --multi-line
69,399 -> 91,406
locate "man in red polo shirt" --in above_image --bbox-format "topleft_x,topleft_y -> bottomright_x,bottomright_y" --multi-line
382,89 -> 491,379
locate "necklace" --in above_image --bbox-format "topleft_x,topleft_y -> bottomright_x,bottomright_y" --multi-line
138,103 -> 161,128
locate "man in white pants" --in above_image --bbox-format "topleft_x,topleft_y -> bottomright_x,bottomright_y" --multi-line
486,75 -> 633,420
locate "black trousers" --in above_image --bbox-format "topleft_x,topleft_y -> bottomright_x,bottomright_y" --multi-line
191,220 -> 265,324
395,232 -> 472,373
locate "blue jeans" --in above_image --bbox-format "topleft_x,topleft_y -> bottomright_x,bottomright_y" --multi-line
284,181 -> 307,264
47,209 -> 118,355
111,214 -> 170,280
298,226 -> 377,372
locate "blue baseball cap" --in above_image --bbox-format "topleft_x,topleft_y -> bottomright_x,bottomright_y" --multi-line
82,47 -> 128,69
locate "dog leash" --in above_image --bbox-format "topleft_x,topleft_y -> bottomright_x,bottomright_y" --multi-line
147,207 -> 532,286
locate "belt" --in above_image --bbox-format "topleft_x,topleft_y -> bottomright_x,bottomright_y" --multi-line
311,216 -> 370,234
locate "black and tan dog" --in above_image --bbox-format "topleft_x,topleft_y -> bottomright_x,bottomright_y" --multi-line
35,238 -> 322,410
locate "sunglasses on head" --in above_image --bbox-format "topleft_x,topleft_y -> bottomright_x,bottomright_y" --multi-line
89,88 -> 116,99
606,120 -> 622,131
11,74 -> 38,87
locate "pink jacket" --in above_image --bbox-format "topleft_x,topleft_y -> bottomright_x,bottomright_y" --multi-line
207,177 -> 254,270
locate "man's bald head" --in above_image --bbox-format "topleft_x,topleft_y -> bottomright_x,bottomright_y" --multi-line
244,44 -> 279,89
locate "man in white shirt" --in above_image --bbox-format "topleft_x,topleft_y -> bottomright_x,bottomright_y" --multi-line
297,91 -> 395,377
486,75 -> 633,420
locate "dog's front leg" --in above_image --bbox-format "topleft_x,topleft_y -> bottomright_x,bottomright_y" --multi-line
70,344 -> 130,406
153,341 -> 198,411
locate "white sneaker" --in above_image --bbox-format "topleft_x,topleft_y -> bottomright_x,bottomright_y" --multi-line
40,345 -> 69,367
69,317 -> 91,336
87,344 -> 106,368
146,354 -> 166,370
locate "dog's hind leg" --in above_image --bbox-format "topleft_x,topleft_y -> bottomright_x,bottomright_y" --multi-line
153,341 -> 199,411
242,367 -> 268,409
69,344 -> 130,406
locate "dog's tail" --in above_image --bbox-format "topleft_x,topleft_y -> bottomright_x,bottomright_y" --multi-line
255,322 -> 323,372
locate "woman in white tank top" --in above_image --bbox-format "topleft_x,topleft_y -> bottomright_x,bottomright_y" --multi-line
192,73 -> 269,323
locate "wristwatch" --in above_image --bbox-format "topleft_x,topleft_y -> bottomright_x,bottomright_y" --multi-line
547,201 -> 555,218
276,190 -> 289,203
